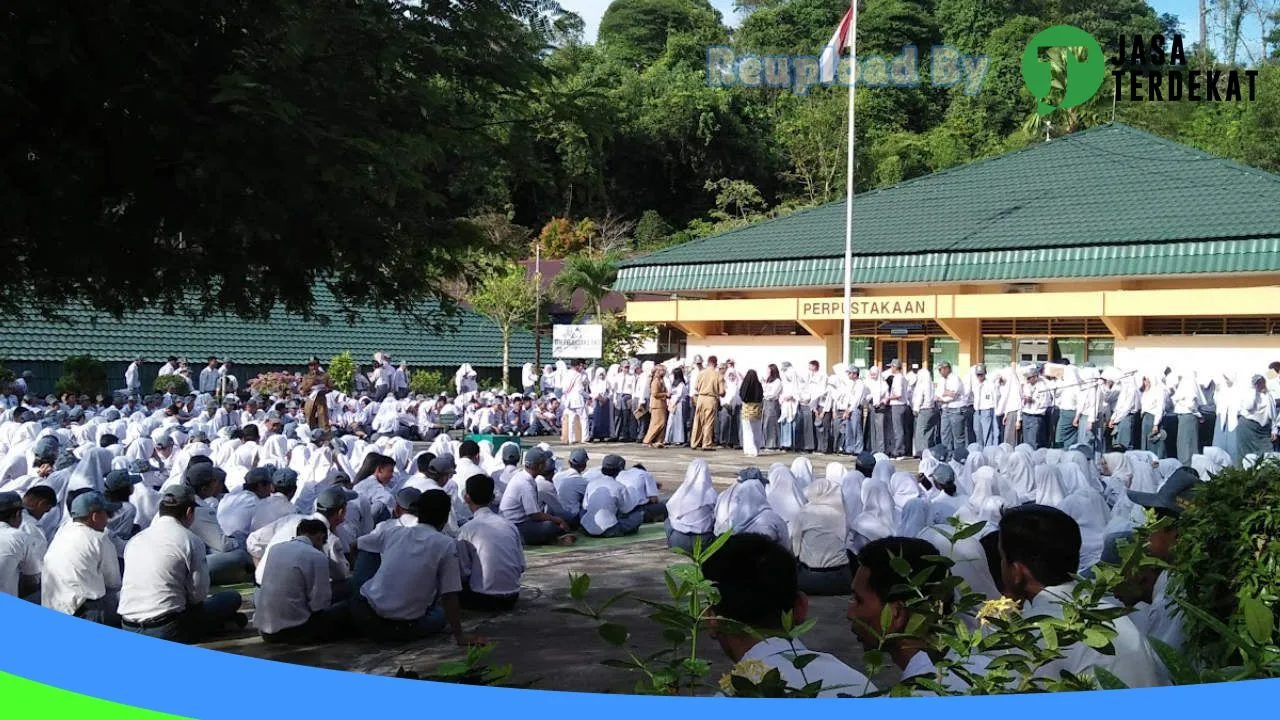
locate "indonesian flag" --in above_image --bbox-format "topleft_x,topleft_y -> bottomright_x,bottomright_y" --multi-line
819,4 -> 856,84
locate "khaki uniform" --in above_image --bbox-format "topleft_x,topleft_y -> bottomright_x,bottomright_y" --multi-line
690,367 -> 725,449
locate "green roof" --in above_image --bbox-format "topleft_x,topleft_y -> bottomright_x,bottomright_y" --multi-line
0,287 -> 535,367
616,124 -> 1280,291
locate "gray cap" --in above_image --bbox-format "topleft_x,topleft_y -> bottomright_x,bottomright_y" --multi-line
33,436 -> 60,458
937,361 -> 952,370
501,444 -> 520,464
524,447 -> 552,468
244,467 -> 274,488
889,358 -> 902,369
601,454 -> 625,474
127,458 -> 158,475
1128,467 -> 1199,515
933,464 -> 956,486
395,487 -> 422,511
316,486 -> 358,511
974,364 -> 987,375
189,430 -> 209,443
0,492 -> 22,514
738,467 -> 764,484
160,484 -> 197,508
569,448 -> 589,466
428,455 -> 456,474
271,467 -> 299,489
103,469 -> 143,493
72,491 -> 121,518
183,463 -> 223,489
153,433 -> 174,449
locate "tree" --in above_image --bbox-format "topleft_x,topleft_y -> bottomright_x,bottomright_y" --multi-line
1020,46 -> 1109,140
551,253 -> 620,321
1,0 -> 553,322
634,210 -> 673,249
468,265 -> 540,391
775,88 -> 848,204
705,178 -> 767,222
598,0 -> 725,69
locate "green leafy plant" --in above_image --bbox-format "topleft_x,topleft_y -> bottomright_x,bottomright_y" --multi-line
327,352 -> 355,394
0,360 -> 15,386
410,369 -> 448,397
55,355 -> 108,397
1168,459 -> 1280,669
393,644 -> 533,687
152,374 -> 191,394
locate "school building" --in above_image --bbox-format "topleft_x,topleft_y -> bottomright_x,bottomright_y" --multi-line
615,124 -> 1280,378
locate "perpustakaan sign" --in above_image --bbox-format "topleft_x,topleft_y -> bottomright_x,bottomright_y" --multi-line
1112,33 -> 1258,102
801,298 -> 934,320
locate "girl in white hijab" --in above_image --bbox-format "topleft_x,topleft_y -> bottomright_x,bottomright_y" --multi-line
840,470 -> 866,552
793,475 -> 852,596
868,457 -> 895,498
790,456 -> 814,494
68,446 -> 113,493
1126,454 -> 1161,494
889,471 -> 924,509
1056,464 -> 1109,570
896,496 -> 932,538
766,464 -> 806,530
824,461 -> 845,487
665,459 -> 717,553
919,521 -> 1002,600
1032,464 -> 1066,507
1063,449 -> 1102,493
1100,451 -> 1134,504
960,452 -> 988,496
722,479 -> 789,549
852,477 -> 897,545
918,447 -> 941,480
1000,451 -> 1036,504
955,467 -> 1006,538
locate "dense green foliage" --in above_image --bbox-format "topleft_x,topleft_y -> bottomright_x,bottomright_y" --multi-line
55,355 -> 108,397
327,352 -> 356,395
409,369 -> 450,397
1172,460 -> 1280,669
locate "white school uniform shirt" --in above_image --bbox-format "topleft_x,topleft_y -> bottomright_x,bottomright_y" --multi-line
1140,386 -> 1167,425
939,375 -> 968,409
125,363 -> 140,390
18,512 -> 49,566
250,493 -> 297,532
254,536 -> 332,634
910,373 -> 935,412
0,524 -> 42,597
1111,381 -> 1138,424
580,476 -> 640,536
617,468 -> 659,503
357,515 -> 461,620
499,470 -> 541,524
117,516 -> 210,623
1022,582 -> 1165,689
552,469 -> 589,516
1131,571 -> 1184,659
457,507 -> 525,596
974,378 -> 999,411
190,497 -> 239,553
763,379 -> 783,401
1022,380 -> 1052,416
216,489 -> 260,541
41,521 -> 122,614
736,637 -> 872,698
897,650 -> 992,695
249,513 -> 350,584
198,366 -> 224,393
844,378 -> 869,413
886,372 -> 909,406
1239,389 -> 1277,427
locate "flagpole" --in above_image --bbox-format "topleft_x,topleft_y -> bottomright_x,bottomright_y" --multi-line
841,0 -> 857,369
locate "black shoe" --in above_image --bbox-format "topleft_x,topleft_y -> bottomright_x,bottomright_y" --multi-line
232,612 -> 249,630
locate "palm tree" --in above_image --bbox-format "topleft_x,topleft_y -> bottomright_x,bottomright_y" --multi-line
552,252 -> 618,321
1022,46 -> 1109,140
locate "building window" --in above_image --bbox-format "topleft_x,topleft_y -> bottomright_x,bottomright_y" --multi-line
1087,338 -> 1115,366
849,337 -> 873,369
1141,317 -> 1280,335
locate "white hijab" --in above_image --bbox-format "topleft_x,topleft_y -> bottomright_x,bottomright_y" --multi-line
896,496 -> 931,537
955,467 -> 1006,538
789,457 -> 814,494
852,478 -> 897,544
667,459 -> 717,535
1032,464 -> 1066,507
766,464 -> 806,529
1000,451 -> 1036,504
889,471 -> 923,509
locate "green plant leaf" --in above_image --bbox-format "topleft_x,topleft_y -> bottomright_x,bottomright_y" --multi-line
1243,597 -> 1274,645
598,622 -> 630,647
570,572 -> 591,600
1147,636 -> 1200,685
1093,666 -> 1129,690
950,521 -> 986,542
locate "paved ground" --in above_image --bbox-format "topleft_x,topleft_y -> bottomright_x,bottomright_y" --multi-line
205,441 -> 914,693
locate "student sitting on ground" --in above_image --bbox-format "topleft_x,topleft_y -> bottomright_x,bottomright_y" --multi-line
0,491 -> 43,602
41,491 -> 123,626
791,474 -> 853,597
618,463 -> 668,524
348,487 -> 424,593
255,518 -> 349,644
499,448 -> 574,546
552,448 -> 590,522
457,474 -> 525,612
352,453 -> 397,525
664,459 -> 716,554
703,533 -> 872,697
351,489 -> 482,646
580,455 -> 645,539
250,467 -> 299,532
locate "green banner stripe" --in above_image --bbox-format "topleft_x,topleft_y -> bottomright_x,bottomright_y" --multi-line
0,671 -> 190,719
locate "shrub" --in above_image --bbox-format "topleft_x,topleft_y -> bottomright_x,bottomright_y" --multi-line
1172,460 -> 1280,667
55,355 -> 108,397
0,360 -> 14,386
328,351 -> 355,394
410,369 -> 448,397
248,372 -> 299,398
153,374 -> 191,395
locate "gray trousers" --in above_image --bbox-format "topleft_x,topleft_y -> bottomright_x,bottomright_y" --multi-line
887,405 -> 910,457
1022,413 -> 1045,449
941,408 -> 967,453
1002,412 -> 1020,445
843,410 -> 864,454
1176,413 -> 1199,466
974,409 -> 998,447
914,407 -> 940,456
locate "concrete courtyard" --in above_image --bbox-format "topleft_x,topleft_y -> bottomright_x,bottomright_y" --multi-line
204,441 -> 913,694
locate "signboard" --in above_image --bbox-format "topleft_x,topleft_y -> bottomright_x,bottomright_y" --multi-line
553,324 -> 603,359
800,297 -> 935,320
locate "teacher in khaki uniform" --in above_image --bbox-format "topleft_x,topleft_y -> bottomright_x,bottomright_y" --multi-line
690,357 -> 725,451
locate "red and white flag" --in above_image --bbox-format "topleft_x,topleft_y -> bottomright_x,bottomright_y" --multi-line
819,4 -> 856,84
